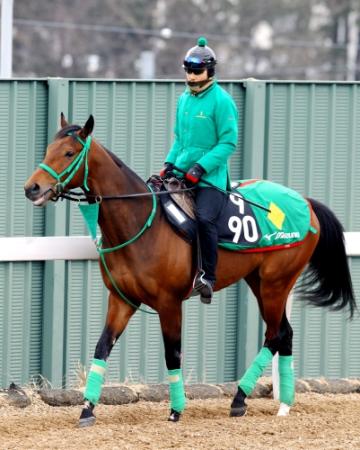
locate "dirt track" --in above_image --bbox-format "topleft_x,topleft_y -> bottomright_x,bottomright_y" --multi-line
0,393 -> 359,449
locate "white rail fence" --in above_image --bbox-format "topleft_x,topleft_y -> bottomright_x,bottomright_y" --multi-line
0,232 -> 358,261
0,232 -> 359,397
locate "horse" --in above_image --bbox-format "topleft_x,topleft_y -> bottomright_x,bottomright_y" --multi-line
24,114 -> 356,427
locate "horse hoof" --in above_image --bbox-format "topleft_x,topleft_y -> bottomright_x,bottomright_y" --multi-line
78,405 -> 96,428
78,415 -> 96,428
230,406 -> 247,417
277,402 -> 291,417
168,409 -> 181,422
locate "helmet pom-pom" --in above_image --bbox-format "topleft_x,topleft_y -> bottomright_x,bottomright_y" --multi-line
197,36 -> 208,47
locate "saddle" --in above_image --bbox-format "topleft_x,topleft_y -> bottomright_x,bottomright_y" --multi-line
148,175 -> 197,242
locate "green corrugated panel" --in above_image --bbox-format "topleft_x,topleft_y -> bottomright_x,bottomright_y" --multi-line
0,81 -> 47,387
348,259 -> 360,376
264,81 -> 360,378
265,84 -> 289,183
221,83 -> 245,180
352,86 -> 360,229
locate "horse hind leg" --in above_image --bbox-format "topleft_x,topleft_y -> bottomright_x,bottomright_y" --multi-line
230,271 -> 264,417
274,311 -> 294,416
79,294 -> 135,427
231,274 -> 292,417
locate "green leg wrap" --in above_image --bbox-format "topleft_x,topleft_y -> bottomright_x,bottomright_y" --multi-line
168,369 -> 186,413
279,355 -> 295,406
84,358 -> 107,405
239,347 -> 273,396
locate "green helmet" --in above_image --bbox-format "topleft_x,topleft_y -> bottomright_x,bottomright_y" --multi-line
183,37 -> 217,74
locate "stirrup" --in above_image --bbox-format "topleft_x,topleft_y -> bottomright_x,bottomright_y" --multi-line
193,273 -> 214,304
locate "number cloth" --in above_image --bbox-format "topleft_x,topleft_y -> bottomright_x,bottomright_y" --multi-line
218,179 -> 315,250
165,81 -> 238,191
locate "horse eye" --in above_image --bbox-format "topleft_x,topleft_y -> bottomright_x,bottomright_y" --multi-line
65,150 -> 75,158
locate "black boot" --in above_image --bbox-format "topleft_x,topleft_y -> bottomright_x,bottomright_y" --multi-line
193,273 -> 214,304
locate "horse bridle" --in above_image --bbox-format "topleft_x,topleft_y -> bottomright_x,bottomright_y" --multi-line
38,133 -> 196,203
38,132 -> 269,212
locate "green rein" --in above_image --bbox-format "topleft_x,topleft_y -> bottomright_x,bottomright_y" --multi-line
39,133 -> 158,315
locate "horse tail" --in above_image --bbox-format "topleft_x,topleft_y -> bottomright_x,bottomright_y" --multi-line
297,198 -> 356,318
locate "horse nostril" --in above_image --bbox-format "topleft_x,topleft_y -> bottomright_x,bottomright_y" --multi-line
25,183 -> 40,197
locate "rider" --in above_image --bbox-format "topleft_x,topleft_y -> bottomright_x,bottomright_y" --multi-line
160,37 -> 238,304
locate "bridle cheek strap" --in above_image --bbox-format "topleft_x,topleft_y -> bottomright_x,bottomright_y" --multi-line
38,135 -> 92,193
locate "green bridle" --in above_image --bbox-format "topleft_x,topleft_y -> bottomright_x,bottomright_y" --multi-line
39,134 -> 92,193
38,131 -> 158,315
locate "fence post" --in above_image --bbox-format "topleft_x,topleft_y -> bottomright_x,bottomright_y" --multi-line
236,80 -> 267,377
41,78 -> 69,387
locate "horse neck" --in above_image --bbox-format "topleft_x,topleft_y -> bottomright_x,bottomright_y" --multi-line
86,142 -> 152,249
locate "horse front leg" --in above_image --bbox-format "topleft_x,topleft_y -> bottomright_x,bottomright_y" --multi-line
79,293 -> 135,427
159,303 -> 185,422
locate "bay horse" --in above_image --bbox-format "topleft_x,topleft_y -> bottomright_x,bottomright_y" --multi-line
24,115 -> 355,427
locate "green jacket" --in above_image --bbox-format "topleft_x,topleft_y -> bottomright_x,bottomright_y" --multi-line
165,81 -> 238,190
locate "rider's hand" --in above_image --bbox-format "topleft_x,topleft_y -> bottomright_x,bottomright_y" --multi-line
185,164 -> 205,185
160,162 -> 175,178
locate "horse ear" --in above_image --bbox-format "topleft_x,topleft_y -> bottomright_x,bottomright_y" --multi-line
79,115 -> 94,139
60,112 -> 69,128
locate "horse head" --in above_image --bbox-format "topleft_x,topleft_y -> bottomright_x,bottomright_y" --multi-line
24,113 -> 94,206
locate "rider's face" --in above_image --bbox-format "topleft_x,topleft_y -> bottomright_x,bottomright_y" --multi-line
185,70 -> 208,84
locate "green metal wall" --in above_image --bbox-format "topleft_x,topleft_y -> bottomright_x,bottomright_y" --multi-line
0,80 -> 47,387
0,78 -> 359,388
261,82 -> 360,377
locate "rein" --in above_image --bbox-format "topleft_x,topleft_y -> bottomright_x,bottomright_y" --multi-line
54,185 -> 196,202
38,133 -> 169,315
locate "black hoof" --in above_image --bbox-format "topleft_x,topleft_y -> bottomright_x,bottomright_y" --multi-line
78,403 -> 96,428
230,405 -> 247,417
168,409 -> 181,422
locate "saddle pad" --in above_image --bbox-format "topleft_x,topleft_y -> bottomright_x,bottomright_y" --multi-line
218,179 -> 312,250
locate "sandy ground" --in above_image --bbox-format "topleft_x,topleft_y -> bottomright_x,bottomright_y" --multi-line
0,393 -> 359,449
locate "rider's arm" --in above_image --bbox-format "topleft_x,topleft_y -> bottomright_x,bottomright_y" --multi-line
197,96 -> 238,173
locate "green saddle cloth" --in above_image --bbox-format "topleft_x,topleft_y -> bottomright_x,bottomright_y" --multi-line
218,179 -> 314,251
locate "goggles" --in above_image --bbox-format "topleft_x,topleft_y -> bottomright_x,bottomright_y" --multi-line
183,66 -> 206,75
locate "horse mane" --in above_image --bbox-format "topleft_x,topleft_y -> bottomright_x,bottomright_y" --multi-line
55,124 -> 147,185
103,147 -> 123,169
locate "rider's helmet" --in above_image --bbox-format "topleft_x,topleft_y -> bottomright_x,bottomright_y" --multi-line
183,37 -> 217,78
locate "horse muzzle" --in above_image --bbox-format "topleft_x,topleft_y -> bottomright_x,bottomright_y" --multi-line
24,182 -> 56,206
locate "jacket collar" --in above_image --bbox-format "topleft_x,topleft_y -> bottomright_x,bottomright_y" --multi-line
186,80 -> 217,98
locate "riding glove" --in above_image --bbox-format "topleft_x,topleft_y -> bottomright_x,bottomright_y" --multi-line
185,163 -> 205,185
160,162 -> 175,178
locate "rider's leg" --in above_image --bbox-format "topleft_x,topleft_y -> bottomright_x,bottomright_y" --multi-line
194,187 -> 226,303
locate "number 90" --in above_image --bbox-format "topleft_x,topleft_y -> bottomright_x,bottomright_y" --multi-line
228,216 -> 258,243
